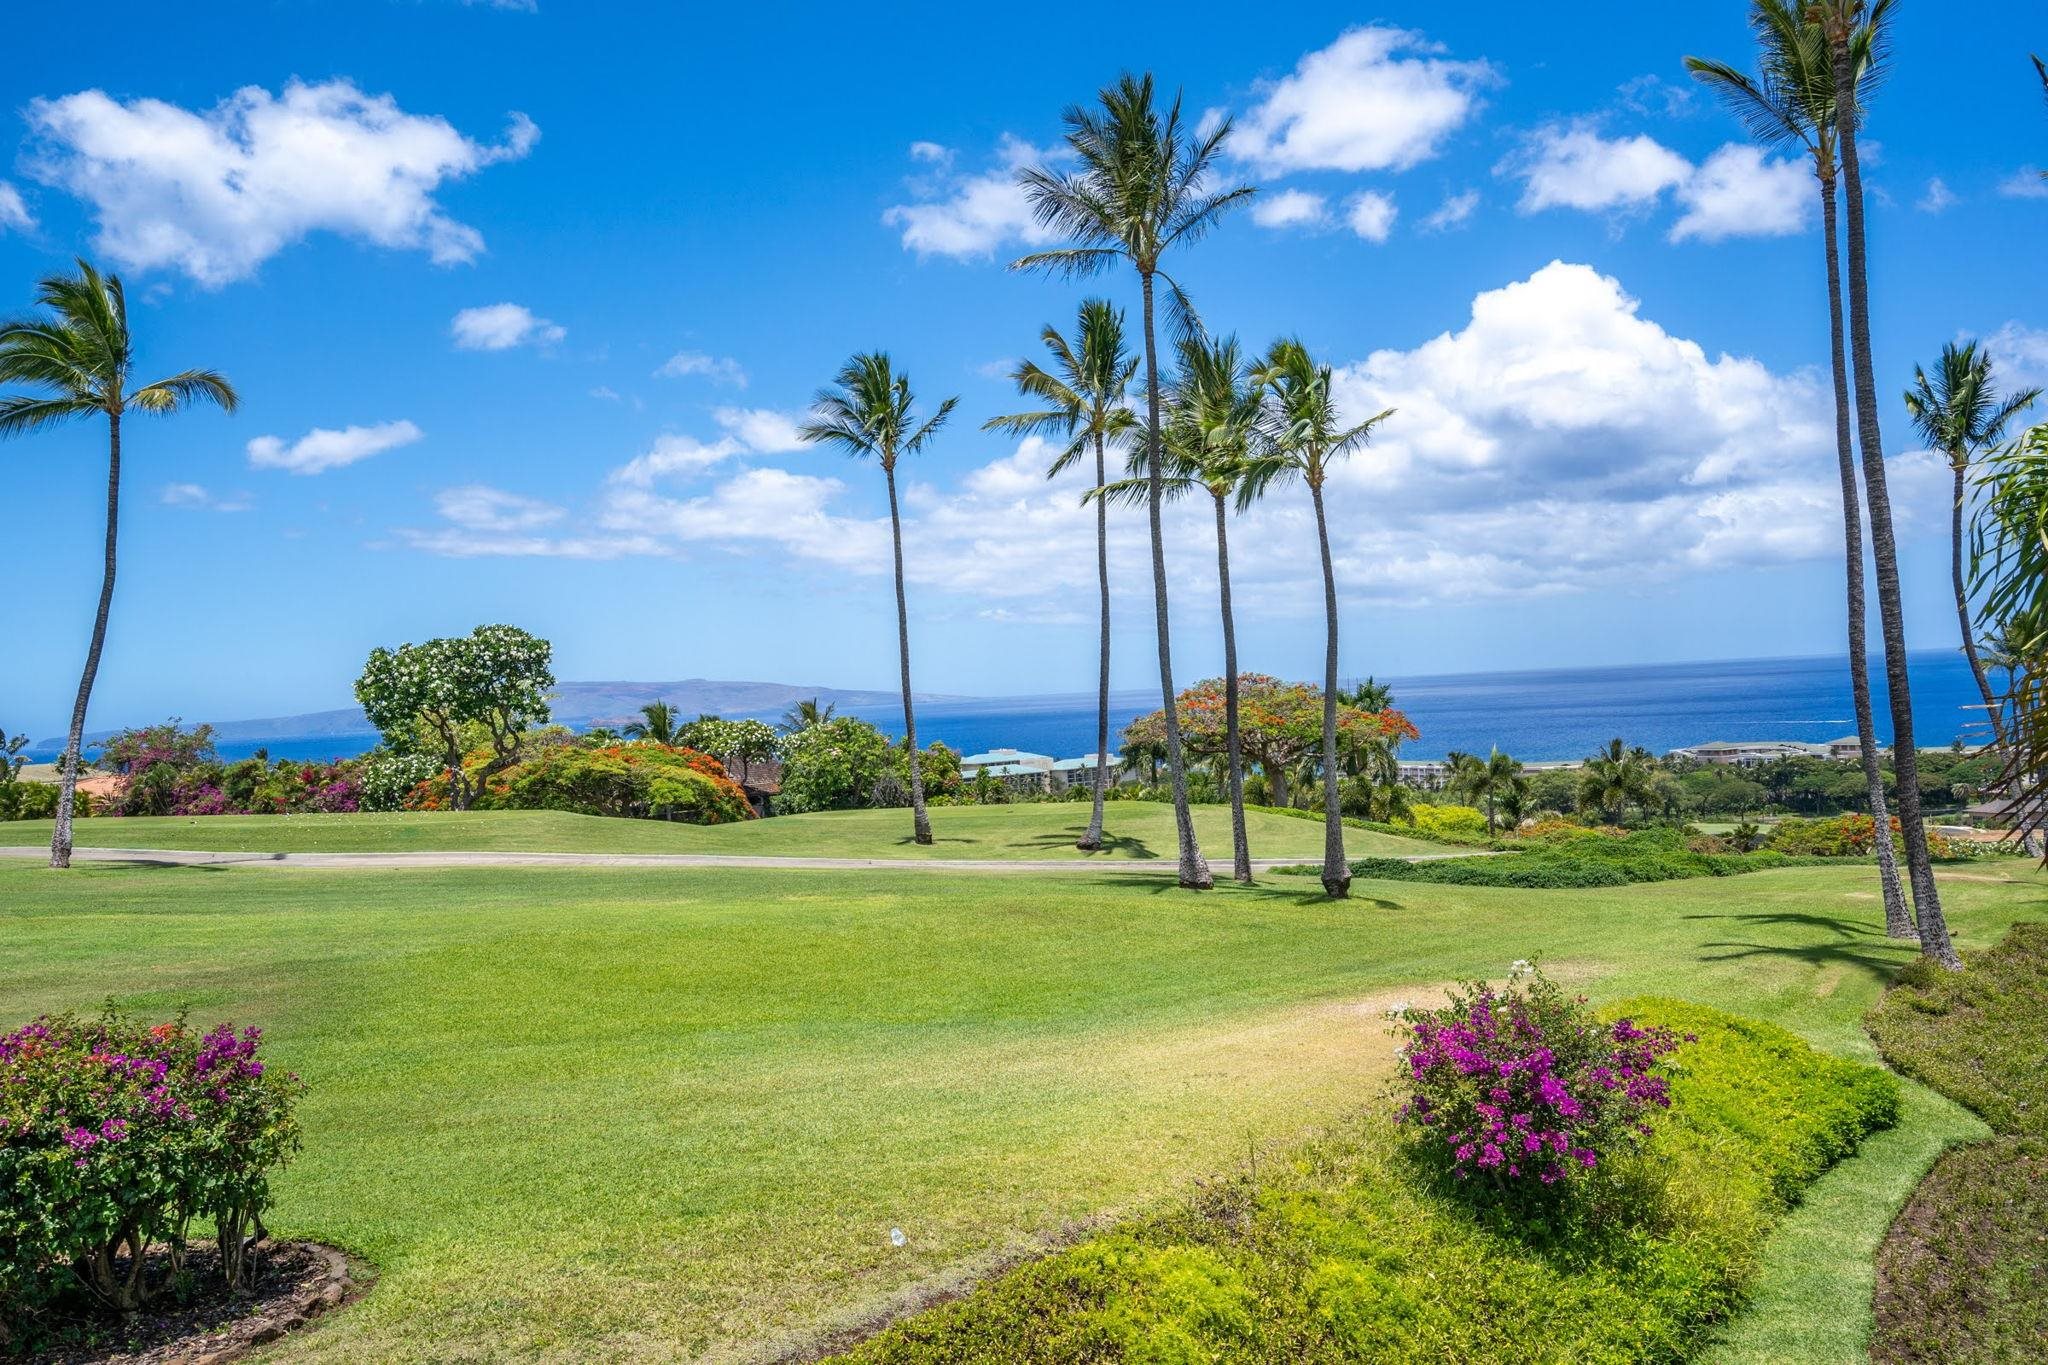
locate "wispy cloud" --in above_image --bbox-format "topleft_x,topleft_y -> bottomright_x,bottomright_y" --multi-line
655,350 -> 747,386
451,302 -> 564,350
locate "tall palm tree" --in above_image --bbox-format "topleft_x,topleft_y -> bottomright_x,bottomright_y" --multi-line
0,260 -> 238,869
622,700 -> 684,745
1094,335 -> 1263,880
1014,73 -> 1255,890
800,353 -> 957,846
1904,341 -> 2040,746
1687,0 -> 1913,939
778,697 -> 835,733
1812,0 -> 1958,967
1972,426 -> 2048,860
984,299 -> 1138,851
1244,339 -> 1394,898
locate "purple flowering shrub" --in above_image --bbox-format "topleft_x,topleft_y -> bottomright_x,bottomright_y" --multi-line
0,1010 -> 306,1341
1395,964 -> 1689,1205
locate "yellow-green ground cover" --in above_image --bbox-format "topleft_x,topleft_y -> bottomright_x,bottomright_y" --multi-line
1,844 -> 2039,1361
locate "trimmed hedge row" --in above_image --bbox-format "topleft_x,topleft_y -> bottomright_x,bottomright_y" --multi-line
829,999 -> 1898,1364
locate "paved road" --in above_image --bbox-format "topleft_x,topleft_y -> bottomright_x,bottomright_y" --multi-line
0,846 -> 1492,873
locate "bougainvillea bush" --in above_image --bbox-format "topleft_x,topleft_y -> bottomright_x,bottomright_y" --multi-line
1395,965 -> 1688,1208
0,1011 -> 306,1346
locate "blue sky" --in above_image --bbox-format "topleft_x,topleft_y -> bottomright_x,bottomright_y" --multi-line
3,1 -> 2044,735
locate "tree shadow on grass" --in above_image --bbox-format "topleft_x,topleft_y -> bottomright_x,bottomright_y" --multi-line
1019,827 -> 1159,859
1680,907 -> 1913,982
1076,875 -> 1407,912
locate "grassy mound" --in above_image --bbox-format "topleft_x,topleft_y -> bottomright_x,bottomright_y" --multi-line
831,999 -> 1899,1364
1865,922 -> 2048,1363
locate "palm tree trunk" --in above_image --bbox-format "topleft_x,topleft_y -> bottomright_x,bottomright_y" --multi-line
1139,269 -> 1210,888
51,411 -> 122,869
883,464 -> 931,845
1310,481 -> 1350,897
1831,39 -> 1958,968
1080,431 -> 1111,851
1819,171 -> 1913,939
1213,493 -> 1251,883
1951,459 -> 2005,748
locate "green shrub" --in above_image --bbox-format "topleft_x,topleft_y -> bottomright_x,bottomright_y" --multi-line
831,998 -> 1897,1364
1406,803 -> 1489,840
496,743 -> 753,823
1865,924 -> 2048,1363
1866,922 -> 2048,1138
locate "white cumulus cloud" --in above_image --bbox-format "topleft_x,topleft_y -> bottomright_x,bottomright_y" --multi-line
883,135 -> 1061,259
25,80 -> 536,287
1233,26 -> 1496,174
1345,190 -> 1398,242
247,419 -> 422,475
1251,188 -> 1331,230
451,302 -> 564,350
713,406 -> 807,453
1504,123 -> 1692,213
1669,144 -> 1810,242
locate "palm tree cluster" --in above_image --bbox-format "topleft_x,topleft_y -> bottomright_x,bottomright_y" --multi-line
809,74 -> 1393,893
1684,0 -> 2042,969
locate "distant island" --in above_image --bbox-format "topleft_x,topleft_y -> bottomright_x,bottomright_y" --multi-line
37,678 -> 963,751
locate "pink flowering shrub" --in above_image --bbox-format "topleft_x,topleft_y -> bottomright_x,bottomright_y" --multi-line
0,1011 -> 306,1343
1395,965 -> 1689,1206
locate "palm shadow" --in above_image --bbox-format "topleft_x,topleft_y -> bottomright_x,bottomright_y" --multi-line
1020,826 -> 1159,860
1680,907 -> 1912,981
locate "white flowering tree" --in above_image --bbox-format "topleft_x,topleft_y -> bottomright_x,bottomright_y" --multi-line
354,624 -> 554,810
675,717 -> 780,786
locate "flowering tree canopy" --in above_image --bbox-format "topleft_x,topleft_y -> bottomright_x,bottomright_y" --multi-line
1121,674 -> 1418,802
354,624 -> 554,811
676,717 -> 781,784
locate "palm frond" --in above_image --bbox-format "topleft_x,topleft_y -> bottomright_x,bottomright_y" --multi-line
130,368 -> 240,415
0,394 -> 100,438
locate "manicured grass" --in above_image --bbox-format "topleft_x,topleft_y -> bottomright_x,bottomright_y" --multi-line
0,804 -> 1445,860
1864,922 -> 2048,1362
0,857 -> 2039,1360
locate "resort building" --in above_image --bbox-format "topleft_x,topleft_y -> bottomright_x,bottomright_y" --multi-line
1668,740 -> 1829,766
959,748 -> 1055,779
1395,758 -> 1579,789
1049,754 -> 1114,790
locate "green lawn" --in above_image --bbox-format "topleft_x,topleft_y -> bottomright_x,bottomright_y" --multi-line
1,853 -> 2040,1361
0,804 -> 1444,860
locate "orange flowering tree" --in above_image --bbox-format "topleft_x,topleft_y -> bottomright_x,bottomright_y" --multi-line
1121,675 -> 1418,807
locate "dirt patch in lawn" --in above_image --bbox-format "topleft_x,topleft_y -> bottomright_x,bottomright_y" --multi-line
23,1241 -> 365,1365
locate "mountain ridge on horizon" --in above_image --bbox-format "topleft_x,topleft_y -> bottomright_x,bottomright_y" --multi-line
34,678 -> 968,750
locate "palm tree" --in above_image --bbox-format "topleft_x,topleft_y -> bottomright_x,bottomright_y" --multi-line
1014,73 -> 1255,890
1339,677 -> 1393,713
778,697 -> 835,733
1244,339 -> 1394,898
623,700 -> 684,745
1972,425 -> 2048,860
1577,739 -> 1656,826
1448,747 -> 1525,836
1812,0 -> 1958,967
1094,335 -> 1263,881
985,299 -> 1138,852
800,352 -> 956,846
0,260 -> 238,869
1904,342 -> 2040,747
1687,0 -> 1913,939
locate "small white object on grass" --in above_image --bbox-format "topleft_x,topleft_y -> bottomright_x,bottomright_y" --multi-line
889,1227 -> 906,1247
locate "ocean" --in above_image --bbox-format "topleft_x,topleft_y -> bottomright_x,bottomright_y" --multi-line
36,651 -> 1987,767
